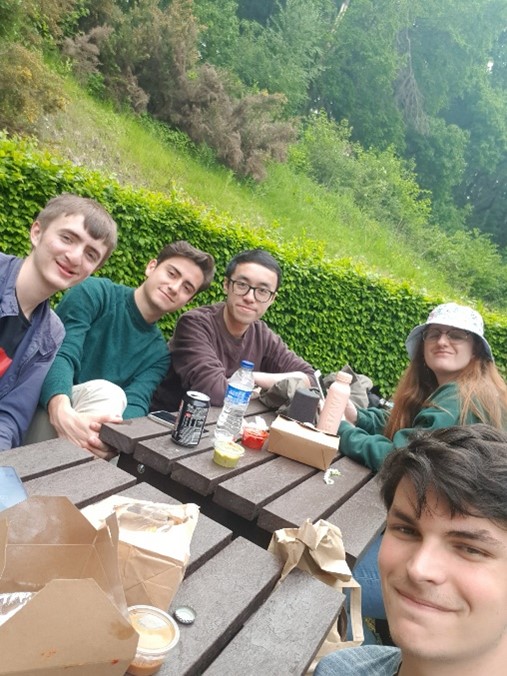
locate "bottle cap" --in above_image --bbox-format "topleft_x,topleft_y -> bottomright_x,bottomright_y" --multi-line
336,371 -> 353,384
173,606 -> 196,625
240,360 -> 255,370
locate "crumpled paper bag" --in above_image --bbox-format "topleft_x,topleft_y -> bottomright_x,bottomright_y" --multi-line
83,495 -> 199,610
269,519 -> 363,673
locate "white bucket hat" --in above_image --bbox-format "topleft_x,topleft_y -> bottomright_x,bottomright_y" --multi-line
405,302 -> 493,361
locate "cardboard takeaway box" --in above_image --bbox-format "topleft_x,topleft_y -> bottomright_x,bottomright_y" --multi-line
0,495 -> 138,676
267,414 -> 340,470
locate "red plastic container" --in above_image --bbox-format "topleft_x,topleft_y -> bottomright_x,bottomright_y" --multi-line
241,428 -> 269,450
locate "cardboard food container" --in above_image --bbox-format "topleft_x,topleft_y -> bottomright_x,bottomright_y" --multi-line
267,415 -> 340,470
0,495 -> 138,676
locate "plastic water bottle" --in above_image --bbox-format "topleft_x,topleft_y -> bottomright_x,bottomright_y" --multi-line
215,360 -> 255,441
317,371 -> 353,434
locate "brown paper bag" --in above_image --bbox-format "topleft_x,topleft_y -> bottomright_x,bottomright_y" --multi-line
268,518 -> 363,673
82,495 -> 199,610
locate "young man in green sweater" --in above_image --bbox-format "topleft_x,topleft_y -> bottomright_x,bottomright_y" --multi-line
27,241 -> 215,459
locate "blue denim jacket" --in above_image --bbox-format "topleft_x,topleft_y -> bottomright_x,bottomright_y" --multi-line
0,253 -> 65,450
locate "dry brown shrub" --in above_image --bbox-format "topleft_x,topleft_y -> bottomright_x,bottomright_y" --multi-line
0,43 -> 67,132
62,26 -> 113,80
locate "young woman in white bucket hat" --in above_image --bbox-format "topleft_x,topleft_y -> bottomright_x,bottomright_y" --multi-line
336,302 -> 507,643
339,302 -> 507,472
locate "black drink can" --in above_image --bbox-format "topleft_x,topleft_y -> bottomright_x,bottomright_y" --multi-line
172,391 -> 210,447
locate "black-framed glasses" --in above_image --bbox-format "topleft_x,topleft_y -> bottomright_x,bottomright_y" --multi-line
227,277 -> 276,303
422,328 -> 471,343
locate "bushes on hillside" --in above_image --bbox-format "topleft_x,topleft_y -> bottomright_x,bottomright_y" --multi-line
291,112 -> 507,305
2,132 -> 507,394
60,0 -> 296,180
0,43 -> 67,132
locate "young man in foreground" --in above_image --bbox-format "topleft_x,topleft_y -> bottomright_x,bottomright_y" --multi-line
151,248 -> 315,410
29,241 -> 215,459
0,193 -> 117,450
315,424 -> 507,676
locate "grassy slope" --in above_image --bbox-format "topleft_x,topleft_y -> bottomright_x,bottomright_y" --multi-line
36,79 -> 456,300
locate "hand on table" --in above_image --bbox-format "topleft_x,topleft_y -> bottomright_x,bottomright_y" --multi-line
48,395 -> 121,460
253,371 -> 311,390
344,400 -> 358,424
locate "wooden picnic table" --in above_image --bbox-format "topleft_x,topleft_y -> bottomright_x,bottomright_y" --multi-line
101,399 -> 386,566
1,437 -> 344,675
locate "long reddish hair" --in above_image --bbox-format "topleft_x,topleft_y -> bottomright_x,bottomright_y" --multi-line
384,337 -> 507,439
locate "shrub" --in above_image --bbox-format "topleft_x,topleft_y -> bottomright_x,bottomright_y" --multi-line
2,132 -> 507,394
0,42 -> 67,132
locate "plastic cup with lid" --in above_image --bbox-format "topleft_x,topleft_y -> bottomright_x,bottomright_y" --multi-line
127,605 -> 180,676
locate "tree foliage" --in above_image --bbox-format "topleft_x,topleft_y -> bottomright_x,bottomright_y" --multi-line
2,0 -> 507,303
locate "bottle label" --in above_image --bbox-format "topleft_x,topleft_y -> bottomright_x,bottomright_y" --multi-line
225,384 -> 252,406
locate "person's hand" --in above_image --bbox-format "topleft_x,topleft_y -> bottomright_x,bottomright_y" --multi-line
344,400 -> 358,424
253,371 -> 311,390
48,395 -> 121,459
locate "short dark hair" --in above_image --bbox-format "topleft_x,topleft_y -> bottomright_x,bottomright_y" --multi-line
225,249 -> 282,290
36,193 -> 117,262
378,425 -> 507,527
156,240 -> 215,293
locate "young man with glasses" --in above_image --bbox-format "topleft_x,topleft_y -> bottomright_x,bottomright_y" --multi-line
151,248 -> 316,410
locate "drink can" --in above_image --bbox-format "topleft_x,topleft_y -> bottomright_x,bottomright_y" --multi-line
172,391 -> 210,447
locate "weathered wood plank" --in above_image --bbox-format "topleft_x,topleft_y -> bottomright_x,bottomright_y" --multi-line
100,417 -> 171,454
213,455 -> 318,520
160,538 -> 282,676
23,460 -> 136,508
204,568 -> 344,676
327,477 -> 386,565
171,447 -> 274,496
257,456 -> 372,533
133,431 -> 214,475
117,482 -> 233,575
0,438 -> 92,480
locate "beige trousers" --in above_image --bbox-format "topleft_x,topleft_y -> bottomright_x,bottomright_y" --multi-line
24,379 -> 127,444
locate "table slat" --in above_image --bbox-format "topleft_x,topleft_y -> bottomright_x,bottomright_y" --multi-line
160,537 -> 282,676
257,456 -> 371,533
133,431 -> 214,475
171,447 -> 274,496
204,568 -> 344,676
100,417 -> 172,454
213,455 -> 318,520
0,438 -> 93,480
23,460 -> 136,508
327,478 -> 386,565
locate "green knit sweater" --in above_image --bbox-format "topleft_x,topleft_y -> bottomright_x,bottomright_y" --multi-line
338,382 -> 484,472
39,277 -> 169,419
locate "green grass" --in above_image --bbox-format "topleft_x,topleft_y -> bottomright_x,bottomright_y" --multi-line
35,78 -> 457,300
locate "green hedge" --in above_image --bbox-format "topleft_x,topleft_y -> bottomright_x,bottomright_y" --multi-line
2,132 -> 507,395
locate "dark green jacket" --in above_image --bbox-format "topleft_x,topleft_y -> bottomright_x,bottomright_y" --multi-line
338,382 -> 482,472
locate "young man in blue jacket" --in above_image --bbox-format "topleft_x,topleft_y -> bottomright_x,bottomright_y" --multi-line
0,193 -> 117,450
